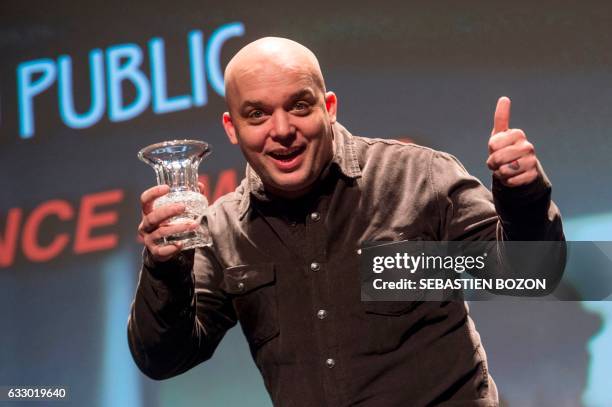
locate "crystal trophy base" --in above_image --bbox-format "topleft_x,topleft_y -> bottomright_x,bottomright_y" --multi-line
153,190 -> 212,250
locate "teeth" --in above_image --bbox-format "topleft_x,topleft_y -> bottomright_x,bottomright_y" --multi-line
271,147 -> 301,156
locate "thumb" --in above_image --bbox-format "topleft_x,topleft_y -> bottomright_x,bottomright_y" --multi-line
492,96 -> 511,135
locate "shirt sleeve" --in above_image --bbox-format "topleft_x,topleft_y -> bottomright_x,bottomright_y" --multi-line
429,151 -> 499,241
127,245 -> 237,380
429,151 -> 566,292
490,160 -> 565,242
429,150 -> 564,242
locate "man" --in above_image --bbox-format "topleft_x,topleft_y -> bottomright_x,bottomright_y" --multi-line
128,37 -> 564,405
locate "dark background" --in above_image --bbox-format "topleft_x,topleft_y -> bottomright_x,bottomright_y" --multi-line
1,1 -> 610,405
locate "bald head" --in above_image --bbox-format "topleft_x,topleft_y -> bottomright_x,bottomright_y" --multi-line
220,37 -> 338,199
224,37 -> 326,108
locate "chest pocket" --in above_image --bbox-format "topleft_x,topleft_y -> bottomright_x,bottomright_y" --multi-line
364,301 -> 419,316
222,263 -> 279,349
360,301 -> 424,355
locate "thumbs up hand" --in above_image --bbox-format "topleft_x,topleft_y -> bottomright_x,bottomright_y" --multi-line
486,96 -> 539,187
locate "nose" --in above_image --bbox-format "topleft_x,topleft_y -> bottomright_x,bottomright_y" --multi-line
269,110 -> 295,140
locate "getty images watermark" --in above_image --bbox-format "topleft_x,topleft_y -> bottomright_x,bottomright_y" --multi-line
359,241 -> 612,302
371,251 -> 547,291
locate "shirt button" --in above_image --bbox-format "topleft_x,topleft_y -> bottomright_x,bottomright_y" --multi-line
310,212 -> 321,222
317,309 -> 328,319
325,358 -> 336,368
237,282 -> 245,292
310,262 -> 321,272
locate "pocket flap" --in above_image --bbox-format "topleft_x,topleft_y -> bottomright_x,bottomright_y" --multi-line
222,263 -> 275,295
364,301 -> 419,316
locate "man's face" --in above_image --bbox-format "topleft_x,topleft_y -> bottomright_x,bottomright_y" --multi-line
223,63 -> 337,199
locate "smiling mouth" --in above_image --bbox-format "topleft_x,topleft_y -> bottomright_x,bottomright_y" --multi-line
268,146 -> 306,162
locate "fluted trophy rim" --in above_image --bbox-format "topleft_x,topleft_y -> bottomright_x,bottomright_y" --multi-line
137,139 -> 212,164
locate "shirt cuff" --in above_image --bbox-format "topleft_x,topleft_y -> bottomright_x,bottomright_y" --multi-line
492,160 -> 553,225
142,247 -> 195,285
492,160 -> 551,202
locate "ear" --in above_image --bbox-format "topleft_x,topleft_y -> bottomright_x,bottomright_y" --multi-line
324,91 -> 338,124
222,112 -> 239,145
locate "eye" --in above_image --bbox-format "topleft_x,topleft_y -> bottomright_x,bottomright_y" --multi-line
248,110 -> 264,119
292,101 -> 310,114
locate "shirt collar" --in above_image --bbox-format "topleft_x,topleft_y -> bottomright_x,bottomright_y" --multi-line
238,121 -> 362,219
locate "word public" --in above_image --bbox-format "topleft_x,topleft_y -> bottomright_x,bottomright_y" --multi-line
16,22 -> 245,138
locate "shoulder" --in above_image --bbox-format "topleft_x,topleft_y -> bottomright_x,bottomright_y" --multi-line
354,134 -> 460,160
352,134 -> 435,163
206,178 -> 247,221
349,134 -> 455,177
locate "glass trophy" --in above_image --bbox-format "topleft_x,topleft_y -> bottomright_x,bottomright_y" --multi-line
138,140 -> 212,250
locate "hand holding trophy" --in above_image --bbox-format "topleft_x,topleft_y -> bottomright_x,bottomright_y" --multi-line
138,140 -> 212,259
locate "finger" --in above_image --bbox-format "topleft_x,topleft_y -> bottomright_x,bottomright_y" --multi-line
488,128 -> 526,155
503,168 -> 539,187
487,140 -> 534,170
492,96 -> 511,136
493,161 -> 524,180
150,243 -> 182,263
147,221 -> 199,243
141,184 -> 170,215
140,203 -> 186,234
493,155 -> 537,179
138,220 -> 147,238
145,222 -> 197,262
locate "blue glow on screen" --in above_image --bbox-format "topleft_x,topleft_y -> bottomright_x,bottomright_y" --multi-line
100,248 -> 141,407
188,30 -> 207,107
106,44 -> 151,123
206,22 -> 245,97
15,22 -> 245,139
564,212 -> 612,407
149,37 -> 193,114
58,50 -> 106,129
17,58 -> 56,138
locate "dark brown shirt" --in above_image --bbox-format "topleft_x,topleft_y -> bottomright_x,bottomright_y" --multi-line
128,123 -> 564,406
